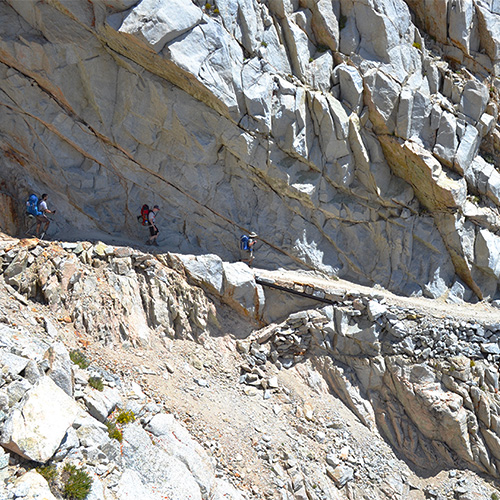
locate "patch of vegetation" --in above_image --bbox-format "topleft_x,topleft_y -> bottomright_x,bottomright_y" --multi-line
204,2 -> 219,15
413,41 -> 421,50
339,14 -> 347,31
491,492 -> 499,500
105,421 -> 123,443
69,350 -> 90,370
261,41 -> 267,48
116,410 -> 136,425
470,359 -> 476,368
88,376 -> 104,391
484,153 -> 495,165
309,57 -> 314,63
61,464 -> 93,500
36,464 -> 58,484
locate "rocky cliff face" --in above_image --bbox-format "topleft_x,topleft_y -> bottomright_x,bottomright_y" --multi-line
1,0 -> 500,301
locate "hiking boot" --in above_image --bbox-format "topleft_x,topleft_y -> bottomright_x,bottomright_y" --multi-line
145,240 -> 152,245
152,241 -> 159,247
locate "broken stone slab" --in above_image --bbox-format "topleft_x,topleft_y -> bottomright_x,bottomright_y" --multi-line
83,386 -> 122,422
433,111 -> 458,167
0,351 -> 29,377
0,376 -> 81,462
367,300 -> 387,321
74,415 -> 110,449
222,261 -> 264,319
44,342 -> 74,397
454,125 -> 480,175
327,464 -> 354,487
334,63 -> 363,113
459,79 -> 489,122
474,229 -> 500,279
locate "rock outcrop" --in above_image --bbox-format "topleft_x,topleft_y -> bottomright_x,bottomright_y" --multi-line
1,0 -> 500,301
2,236 -> 500,494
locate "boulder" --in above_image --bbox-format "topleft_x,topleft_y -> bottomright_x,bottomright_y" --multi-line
475,229 -> 500,279
119,0 -> 203,52
0,351 -> 29,377
169,253 -> 224,295
11,471 -> 58,500
83,387 -> 122,422
241,58 -> 273,133
335,64 -> 363,114
460,79 -> 489,122
1,377 -> 81,462
44,342 -> 74,397
364,69 -> 401,134
222,262 -> 264,319
433,112 -> 458,167
302,0 -> 339,52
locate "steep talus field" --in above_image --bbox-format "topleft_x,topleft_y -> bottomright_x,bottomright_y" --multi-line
1,0 -> 500,499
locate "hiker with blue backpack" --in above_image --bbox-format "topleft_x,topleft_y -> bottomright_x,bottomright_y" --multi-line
26,193 -> 56,239
240,232 -> 257,266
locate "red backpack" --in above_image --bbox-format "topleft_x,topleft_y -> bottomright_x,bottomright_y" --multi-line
138,204 -> 151,226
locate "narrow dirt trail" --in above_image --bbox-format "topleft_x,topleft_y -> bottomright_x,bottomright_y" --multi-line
255,268 -> 500,324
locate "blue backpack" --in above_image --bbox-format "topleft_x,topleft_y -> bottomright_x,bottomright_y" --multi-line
240,235 -> 250,250
26,194 -> 41,216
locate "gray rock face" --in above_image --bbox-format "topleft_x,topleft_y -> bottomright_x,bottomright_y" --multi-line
0,0 -> 500,307
145,413 -> 215,496
45,342 -> 74,397
121,423 -> 203,500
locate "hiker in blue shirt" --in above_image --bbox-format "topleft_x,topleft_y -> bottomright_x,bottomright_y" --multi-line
240,232 -> 257,266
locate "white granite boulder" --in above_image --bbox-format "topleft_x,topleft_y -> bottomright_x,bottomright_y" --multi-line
1,377 -> 81,462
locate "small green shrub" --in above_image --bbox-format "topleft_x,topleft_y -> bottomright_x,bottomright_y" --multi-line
205,2 -> 211,9
61,464 -> 92,500
105,421 -> 123,442
69,350 -> 89,370
88,376 -> 104,392
484,153 -> 495,165
470,359 -> 476,368
36,464 -> 58,483
309,57 -> 314,63
413,41 -> 421,50
261,41 -> 268,47
492,492 -> 499,500
116,410 -> 136,425
213,8 -> 219,14
339,14 -> 347,30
